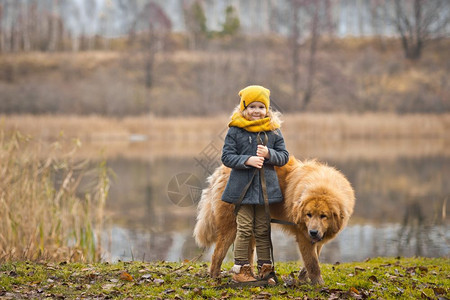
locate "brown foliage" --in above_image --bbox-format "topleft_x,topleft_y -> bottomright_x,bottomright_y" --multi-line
0,37 -> 449,115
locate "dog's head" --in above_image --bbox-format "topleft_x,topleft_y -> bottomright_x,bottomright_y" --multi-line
296,189 -> 344,243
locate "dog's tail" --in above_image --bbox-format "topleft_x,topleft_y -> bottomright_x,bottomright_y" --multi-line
193,165 -> 229,247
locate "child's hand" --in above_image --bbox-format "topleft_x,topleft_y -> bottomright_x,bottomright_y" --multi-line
245,156 -> 265,169
256,145 -> 270,159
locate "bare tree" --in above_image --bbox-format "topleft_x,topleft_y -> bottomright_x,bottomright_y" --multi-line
302,1 -> 321,109
287,0 -> 331,110
289,0 -> 302,107
369,0 -> 388,49
99,0 -> 115,49
84,0 -> 98,50
388,0 -> 450,60
183,0 -> 208,50
115,0 -> 139,46
131,1 -> 172,89
11,2 -> 20,52
0,1 -> 3,53
47,0 -> 59,51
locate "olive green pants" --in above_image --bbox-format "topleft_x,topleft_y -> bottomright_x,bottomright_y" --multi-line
234,204 -> 271,264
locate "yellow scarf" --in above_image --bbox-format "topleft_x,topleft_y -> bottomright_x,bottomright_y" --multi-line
228,112 -> 280,132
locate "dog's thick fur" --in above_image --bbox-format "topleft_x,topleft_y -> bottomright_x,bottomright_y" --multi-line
193,156 -> 355,284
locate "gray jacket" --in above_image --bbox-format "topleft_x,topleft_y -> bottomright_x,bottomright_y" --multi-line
221,126 -> 289,205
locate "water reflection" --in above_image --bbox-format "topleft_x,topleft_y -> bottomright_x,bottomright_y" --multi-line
100,144 -> 449,263
102,224 -> 449,264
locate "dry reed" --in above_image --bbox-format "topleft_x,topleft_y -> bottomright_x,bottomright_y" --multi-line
0,131 -> 110,262
1,113 -> 449,161
2,113 -> 449,142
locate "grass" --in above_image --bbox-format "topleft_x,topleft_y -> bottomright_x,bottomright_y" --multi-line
0,131 -> 110,263
0,257 -> 448,299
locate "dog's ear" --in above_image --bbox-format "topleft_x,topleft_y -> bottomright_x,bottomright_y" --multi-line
329,203 -> 344,234
294,199 -> 307,225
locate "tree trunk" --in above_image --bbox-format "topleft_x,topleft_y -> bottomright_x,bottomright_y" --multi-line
303,1 -> 319,109
145,30 -> 156,89
48,0 -> 59,51
12,20 -> 20,52
357,0 -> 364,36
0,3 -> 3,53
290,0 -> 301,108
393,0 -> 424,61
21,1 -> 30,51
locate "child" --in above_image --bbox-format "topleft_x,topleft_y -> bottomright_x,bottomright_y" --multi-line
221,85 -> 289,283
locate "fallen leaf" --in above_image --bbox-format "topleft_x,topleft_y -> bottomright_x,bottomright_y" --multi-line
432,287 -> 446,295
8,271 -> 17,277
396,287 -> 404,295
405,267 -> 417,275
102,283 -> 116,291
87,272 -> 99,280
221,291 -> 229,299
192,287 -> 202,296
254,291 -> 272,299
368,275 -> 378,282
282,274 -> 297,287
120,271 -> 133,282
349,287 -> 360,295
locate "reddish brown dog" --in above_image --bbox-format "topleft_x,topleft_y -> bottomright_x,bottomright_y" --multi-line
193,156 -> 355,285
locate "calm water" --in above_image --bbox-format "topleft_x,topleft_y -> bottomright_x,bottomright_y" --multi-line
98,139 -> 449,263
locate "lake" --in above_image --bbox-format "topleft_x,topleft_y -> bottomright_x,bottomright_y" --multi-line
96,137 -> 449,264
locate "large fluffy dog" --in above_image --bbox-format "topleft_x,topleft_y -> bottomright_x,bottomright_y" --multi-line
193,156 -> 355,284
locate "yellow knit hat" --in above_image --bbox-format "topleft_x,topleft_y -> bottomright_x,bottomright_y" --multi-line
238,85 -> 270,111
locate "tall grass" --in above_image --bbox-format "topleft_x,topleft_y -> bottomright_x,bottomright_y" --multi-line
0,131 -> 110,262
2,113 -> 449,142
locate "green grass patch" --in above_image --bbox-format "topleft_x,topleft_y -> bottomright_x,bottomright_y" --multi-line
0,257 -> 448,299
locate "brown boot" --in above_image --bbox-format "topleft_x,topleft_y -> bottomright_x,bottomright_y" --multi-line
231,264 -> 257,283
258,264 -> 277,285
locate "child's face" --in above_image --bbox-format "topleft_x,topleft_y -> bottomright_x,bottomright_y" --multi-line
244,101 -> 267,121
